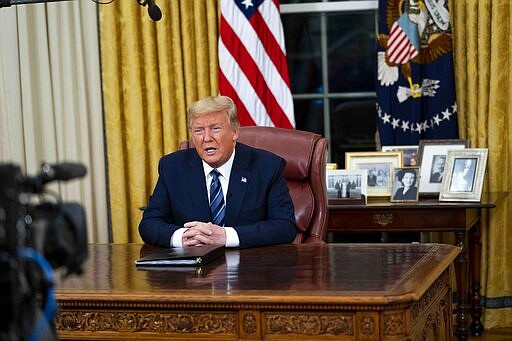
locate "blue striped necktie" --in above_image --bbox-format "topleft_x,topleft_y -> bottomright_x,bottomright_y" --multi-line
209,169 -> 225,226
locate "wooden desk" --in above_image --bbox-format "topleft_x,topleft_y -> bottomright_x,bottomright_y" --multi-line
328,192 -> 505,340
55,243 -> 459,341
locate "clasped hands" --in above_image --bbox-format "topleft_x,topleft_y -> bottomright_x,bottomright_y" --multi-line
182,221 -> 226,247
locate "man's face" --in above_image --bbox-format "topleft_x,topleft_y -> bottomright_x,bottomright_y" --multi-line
190,110 -> 239,168
434,157 -> 445,172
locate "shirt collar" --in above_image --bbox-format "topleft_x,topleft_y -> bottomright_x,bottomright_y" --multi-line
202,147 -> 236,181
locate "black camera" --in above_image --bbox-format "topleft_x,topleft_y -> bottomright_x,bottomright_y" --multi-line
0,162 -> 88,341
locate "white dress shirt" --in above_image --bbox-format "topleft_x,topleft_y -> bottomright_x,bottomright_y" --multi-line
170,150 -> 240,247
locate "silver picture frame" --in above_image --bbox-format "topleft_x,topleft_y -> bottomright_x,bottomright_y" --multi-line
326,169 -> 368,204
417,139 -> 470,195
439,149 -> 488,202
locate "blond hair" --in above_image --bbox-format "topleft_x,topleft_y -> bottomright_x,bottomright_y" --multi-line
187,96 -> 240,129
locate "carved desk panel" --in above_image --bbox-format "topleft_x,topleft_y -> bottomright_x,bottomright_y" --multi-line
55,243 -> 459,341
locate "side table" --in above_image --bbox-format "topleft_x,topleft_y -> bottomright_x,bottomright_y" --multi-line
328,192 -> 507,340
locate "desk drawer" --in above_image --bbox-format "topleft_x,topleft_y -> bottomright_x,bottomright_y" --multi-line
328,208 -> 473,232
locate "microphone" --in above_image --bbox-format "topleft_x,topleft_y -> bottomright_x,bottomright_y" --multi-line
0,0 -> 74,7
40,162 -> 87,182
137,0 -> 162,21
24,162 -> 87,193
147,0 -> 162,21
1,0 -> 163,21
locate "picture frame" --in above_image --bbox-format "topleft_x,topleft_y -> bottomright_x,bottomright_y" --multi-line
390,167 -> 420,203
439,149 -> 488,202
382,145 -> 419,167
345,151 -> 402,197
417,139 -> 470,195
326,169 -> 368,204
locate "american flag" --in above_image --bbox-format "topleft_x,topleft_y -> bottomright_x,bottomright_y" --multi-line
219,0 -> 295,128
386,15 -> 420,65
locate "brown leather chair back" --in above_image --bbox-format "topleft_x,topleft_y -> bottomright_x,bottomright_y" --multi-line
179,126 -> 329,244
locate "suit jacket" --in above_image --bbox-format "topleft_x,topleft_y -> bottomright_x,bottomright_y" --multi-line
430,171 -> 443,183
139,142 -> 297,248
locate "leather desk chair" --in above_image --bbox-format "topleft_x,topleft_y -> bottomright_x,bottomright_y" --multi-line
179,126 -> 329,244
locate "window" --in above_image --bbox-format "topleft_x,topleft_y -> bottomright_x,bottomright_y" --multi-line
281,1 -> 378,168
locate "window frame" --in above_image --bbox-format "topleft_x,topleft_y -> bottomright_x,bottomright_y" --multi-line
281,1 -> 378,163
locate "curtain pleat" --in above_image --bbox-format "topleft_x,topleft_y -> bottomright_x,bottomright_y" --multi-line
99,0 -> 512,329
100,0 -> 219,243
451,0 -> 511,328
0,2 -> 109,244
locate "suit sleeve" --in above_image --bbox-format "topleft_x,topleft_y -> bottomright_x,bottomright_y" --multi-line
138,157 -> 182,247
234,157 -> 297,248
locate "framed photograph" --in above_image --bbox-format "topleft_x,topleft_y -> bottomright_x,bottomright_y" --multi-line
439,149 -> 488,202
390,167 -> 420,203
326,169 -> 368,203
345,151 -> 402,197
382,145 -> 419,167
417,139 -> 470,195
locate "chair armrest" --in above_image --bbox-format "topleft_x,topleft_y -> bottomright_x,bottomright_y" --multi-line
303,235 -> 326,244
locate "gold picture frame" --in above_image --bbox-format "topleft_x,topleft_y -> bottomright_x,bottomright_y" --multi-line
345,151 -> 402,197
439,149 -> 488,202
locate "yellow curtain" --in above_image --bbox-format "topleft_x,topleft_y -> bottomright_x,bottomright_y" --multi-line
99,0 -> 512,329
451,0 -> 512,328
99,0 -> 219,243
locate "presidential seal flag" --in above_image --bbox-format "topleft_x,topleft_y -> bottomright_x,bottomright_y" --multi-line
376,0 -> 458,145
219,0 -> 295,129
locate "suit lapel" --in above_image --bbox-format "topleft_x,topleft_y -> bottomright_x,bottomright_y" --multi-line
225,144 -> 250,225
185,153 -> 211,221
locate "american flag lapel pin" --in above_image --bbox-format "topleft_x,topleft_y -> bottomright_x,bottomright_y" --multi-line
241,177 -> 247,183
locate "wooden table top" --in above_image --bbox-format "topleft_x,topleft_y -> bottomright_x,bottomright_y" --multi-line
56,243 -> 459,306
329,191 -> 507,210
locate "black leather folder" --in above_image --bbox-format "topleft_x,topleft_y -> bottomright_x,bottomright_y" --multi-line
134,245 -> 225,267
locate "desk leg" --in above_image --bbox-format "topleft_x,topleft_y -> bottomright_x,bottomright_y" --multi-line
454,231 -> 469,341
469,222 -> 484,335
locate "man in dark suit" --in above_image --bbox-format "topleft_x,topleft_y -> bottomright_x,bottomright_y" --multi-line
139,96 -> 296,249
367,168 -> 378,186
429,155 -> 446,183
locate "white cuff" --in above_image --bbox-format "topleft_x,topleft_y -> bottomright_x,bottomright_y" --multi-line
171,226 -> 239,248
170,227 -> 187,247
223,226 -> 240,247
